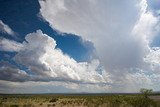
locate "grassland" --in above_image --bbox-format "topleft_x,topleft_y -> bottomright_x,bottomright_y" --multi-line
0,93 -> 160,107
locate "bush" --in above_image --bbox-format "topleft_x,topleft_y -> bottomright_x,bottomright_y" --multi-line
10,104 -> 19,107
49,98 -> 58,103
140,88 -> 153,98
125,96 -> 156,107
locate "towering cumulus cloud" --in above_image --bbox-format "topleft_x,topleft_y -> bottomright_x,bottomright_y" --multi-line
0,30 -> 112,93
1,30 -> 110,84
0,30 -> 113,93
39,0 -> 160,91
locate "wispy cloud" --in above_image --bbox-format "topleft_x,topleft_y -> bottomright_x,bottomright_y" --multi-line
0,20 -> 16,36
0,38 -> 23,52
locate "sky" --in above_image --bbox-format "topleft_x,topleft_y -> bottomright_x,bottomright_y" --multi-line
0,0 -> 160,93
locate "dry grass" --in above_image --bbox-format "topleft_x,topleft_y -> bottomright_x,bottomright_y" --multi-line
0,94 -> 160,107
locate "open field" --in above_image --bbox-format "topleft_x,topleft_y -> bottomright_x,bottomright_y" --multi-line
0,94 -> 160,107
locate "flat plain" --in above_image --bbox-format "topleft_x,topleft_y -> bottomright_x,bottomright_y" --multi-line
0,94 -> 160,107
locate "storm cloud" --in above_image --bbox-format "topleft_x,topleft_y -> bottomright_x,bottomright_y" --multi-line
39,0 -> 160,91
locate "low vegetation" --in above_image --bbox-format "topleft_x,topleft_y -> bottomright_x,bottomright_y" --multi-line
0,92 -> 160,107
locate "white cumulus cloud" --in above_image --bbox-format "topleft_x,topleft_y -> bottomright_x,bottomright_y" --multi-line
13,30 -> 111,84
0,30 -> 113,93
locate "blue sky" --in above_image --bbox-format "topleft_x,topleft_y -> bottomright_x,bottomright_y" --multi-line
0,0 -> 94,62
0,0 -> 160,93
